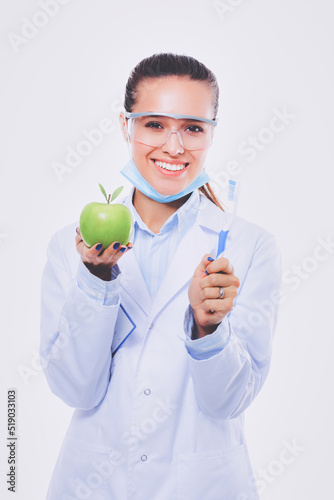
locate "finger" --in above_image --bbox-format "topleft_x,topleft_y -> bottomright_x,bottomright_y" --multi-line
200,286 -> 223,301
75,231 -> 90,259
112,241 -> 134,259
119,244 -> 128,254
75,234 -> 83,247
193,254 -> 216,278
97,241 -> 122,259
81,242 -> 105,261
114,241 -> 134,255
206,256 -> 234,275
200,284 -> 238,302
200,286 -> 226,301
75,228 -> 83,246
201,297 -> 235,314
98,240 -> 133,261
200,272 -> 240,290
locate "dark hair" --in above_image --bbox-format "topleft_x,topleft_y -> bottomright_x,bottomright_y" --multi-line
124,52 -> 224,211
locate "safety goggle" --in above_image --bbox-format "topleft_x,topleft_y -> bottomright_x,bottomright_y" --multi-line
123,112 -> 218,151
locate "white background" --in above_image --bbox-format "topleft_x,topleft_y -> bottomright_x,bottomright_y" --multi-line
1,0 -> 333,498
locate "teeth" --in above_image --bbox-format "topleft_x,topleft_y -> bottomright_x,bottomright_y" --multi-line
155,160 -> 187,171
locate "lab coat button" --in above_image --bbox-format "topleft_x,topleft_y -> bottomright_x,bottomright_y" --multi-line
141,454 -> 147,461
144,389 -> 151,395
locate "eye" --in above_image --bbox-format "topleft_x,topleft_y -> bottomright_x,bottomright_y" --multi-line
144,121 -> 164,130
185,124 -> 204,133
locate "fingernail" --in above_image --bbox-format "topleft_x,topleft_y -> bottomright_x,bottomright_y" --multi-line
128,245 -> 133,250
206,270 -> 209,275
207,256 -> 214,262
76,228 -> 80,235
120,246 -> 127,253
96,244 -> 102,251
113,242 -> 120,249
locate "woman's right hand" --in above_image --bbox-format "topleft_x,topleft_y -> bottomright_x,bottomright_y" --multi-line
75,227 -> 133,281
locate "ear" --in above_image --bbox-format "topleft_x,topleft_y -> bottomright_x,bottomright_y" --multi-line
119,113 -> 130,142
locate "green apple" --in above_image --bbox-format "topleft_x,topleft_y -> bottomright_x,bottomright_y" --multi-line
79,184 -> 134,249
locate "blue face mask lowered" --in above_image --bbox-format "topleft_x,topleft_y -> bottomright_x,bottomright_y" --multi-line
120,159 -> 210,204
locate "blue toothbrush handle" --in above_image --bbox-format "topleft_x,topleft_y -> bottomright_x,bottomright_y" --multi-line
216,229 -> 229,274
216,229 -> 229,258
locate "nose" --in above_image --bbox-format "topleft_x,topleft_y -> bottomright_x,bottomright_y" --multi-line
161,131 -> 185,155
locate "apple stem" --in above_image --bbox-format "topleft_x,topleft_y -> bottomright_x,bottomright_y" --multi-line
107,194 -> 111,204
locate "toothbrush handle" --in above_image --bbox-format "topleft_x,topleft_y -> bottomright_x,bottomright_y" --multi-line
215,229 -> 230,274
216,230 -> 229,259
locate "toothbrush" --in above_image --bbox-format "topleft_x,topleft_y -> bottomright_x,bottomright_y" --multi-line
216,179 -> 239,260
209,179 -> 239,313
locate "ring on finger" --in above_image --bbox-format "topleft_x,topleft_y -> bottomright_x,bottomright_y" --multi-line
218,287 -> 225,299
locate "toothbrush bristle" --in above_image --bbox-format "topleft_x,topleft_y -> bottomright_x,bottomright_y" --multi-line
228,180 -> 237,201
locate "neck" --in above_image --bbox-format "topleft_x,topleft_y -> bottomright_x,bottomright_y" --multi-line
133,188 -> 192,234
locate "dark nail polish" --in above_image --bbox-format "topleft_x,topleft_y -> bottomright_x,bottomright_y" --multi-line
113,242 -> 120,249
120,247 -> 126,253
128,246 -> 133,250
205,270 -> 209,275
207,257 -> 214,262
96,244 -> 102,251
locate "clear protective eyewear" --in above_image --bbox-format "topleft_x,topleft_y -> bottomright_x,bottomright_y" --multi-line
123,112 -> 218,151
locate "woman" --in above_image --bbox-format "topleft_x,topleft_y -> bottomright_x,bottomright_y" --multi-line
40,53 -> 281,499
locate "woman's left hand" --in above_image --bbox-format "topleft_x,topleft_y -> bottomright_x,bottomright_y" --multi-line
188,254 -> 240,338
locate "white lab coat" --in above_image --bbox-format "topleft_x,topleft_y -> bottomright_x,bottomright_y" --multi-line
40,188 -> 281,500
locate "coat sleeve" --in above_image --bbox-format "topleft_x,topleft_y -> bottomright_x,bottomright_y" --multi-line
39,231 -> 122,410
186,230 -> 282,420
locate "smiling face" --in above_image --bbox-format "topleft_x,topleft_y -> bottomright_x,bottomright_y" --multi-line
119,76 -> 216,196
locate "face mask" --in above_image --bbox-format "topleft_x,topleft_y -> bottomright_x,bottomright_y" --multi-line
120,159 -> 210,204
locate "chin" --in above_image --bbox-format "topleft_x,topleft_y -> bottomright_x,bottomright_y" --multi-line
154,181 -> 185,196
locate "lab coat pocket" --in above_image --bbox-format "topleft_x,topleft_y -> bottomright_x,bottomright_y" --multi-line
176,444 -> 258,500
47,435 -> 122,500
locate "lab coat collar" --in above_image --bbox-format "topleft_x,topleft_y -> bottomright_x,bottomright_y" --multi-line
121,186 -> 229,233
130,187 -> 201,243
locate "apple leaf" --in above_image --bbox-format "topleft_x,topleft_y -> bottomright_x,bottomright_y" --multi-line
110,185 -> 124,203
99,183 -> 108,203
